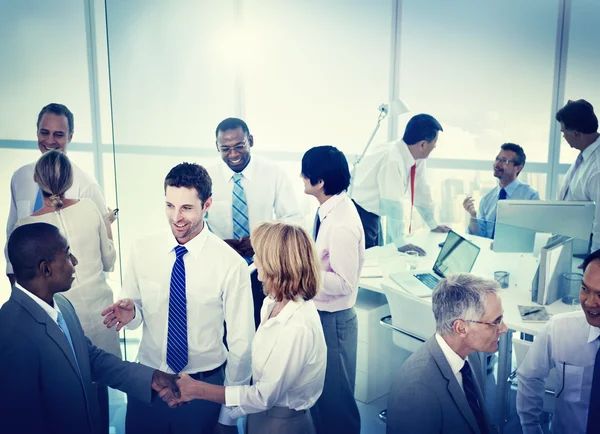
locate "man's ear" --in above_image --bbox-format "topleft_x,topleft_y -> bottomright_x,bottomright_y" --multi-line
248,134 -> 254,148
316,179 -> 325,192
39,260 -> 52,277
203,196 -> 213,213
452,319 -> 468,337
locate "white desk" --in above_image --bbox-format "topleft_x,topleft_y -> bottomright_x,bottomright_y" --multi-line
359,230 -> 580,431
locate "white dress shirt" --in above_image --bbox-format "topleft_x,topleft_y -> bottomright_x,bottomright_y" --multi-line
517,311 -> 600,434
121,226 -> 254,425
313,193 -> 365,312
225,296 -> 327,418
559,136 -> 600,251
351,140 -> 438,248
435,333 -> 466,391
14,283 -> 60,325
206,155 -> 304,239
14,199 -> 119,356
5,160 -> 107,274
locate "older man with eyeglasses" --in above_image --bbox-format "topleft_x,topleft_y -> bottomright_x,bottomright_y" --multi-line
387,273 -> 506,434
517,249 -> 600,434
205,118 -> 303,328
462,143 -> 539,239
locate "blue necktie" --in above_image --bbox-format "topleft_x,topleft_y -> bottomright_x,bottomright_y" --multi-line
461,361 -> 488,434
232,173 -> 250,239
56,311 -> 82,377
166,245 -> 188,373
491,188 -> 507,239
33,188 -> 44,212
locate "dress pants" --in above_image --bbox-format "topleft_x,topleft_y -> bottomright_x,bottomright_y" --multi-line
247,406 -> 316,434
311,308 -> 361,434
126,366 -> 224,434
353,200 -> 382,249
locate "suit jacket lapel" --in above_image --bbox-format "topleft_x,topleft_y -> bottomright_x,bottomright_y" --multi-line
427,338 -> 481,434
11,289 -> 83,384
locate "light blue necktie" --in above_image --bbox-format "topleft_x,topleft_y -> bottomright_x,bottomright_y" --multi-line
232,173 -> 250,239
166,245 -> 188,373
57,311 -> 82,377
33,188 -> 44,212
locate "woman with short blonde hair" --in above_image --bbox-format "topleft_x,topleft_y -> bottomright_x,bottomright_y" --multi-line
165,221 -> 327,434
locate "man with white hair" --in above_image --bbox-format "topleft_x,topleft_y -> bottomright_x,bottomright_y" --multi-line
387,274 -> 506,434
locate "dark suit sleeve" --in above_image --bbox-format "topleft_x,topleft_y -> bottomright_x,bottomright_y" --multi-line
86,337 -> 155,404
387,381 -> 442,434
0,334 -> 47,434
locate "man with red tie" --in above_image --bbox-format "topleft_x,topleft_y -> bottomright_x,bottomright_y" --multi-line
351,113 -> 450,255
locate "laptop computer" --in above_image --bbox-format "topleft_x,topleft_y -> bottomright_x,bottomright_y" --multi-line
390,230 -> 481,297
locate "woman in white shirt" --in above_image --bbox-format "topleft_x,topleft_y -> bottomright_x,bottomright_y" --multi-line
13,150 -> 118,433
164,221 -> 327,434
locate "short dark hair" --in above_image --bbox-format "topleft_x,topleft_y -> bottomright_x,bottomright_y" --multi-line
37,103 -> 74,134
582,249 -> 600,271
8,223 -> 63,282
215,118 -> 250,139
301,145 -> 351,196
164,163 -> 212,203
403,114 -> 443,145
555,99 -> 598,134
501,143 -> 526,167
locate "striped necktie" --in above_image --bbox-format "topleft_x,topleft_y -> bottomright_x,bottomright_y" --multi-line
166,245 -> 188,373
461,360 -> 488,434
232,173 -> 250,239
313,208 -> 321,240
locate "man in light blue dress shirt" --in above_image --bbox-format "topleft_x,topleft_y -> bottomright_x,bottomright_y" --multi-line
463,143 -> 539,239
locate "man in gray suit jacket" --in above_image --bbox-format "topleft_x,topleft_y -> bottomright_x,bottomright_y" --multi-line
387,273 -> 507,434
0,222 -> 180,434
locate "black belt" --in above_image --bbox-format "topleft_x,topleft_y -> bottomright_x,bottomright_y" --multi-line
189,364 -> 224,381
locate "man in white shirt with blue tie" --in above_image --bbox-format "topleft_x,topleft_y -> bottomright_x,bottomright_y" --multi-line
206,118 -> 303,327
463,143 -> 539,239
102,163 -> 254,434
5,103 -> 110,286
556,99 -> 600,251
517,248 -> 600,434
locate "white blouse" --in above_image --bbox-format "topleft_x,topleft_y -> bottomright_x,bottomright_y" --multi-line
225,296 -> 327,418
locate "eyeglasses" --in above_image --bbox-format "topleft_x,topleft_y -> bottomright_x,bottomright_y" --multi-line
217,139 -> 248,153
495,157 -> 516,165
463,315 -> 505,328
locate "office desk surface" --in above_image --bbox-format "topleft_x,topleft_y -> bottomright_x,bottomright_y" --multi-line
359,230 -> 580,336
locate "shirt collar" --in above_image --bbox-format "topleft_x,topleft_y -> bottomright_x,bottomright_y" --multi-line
435,333 -> 466,376
501,177 -> 523,197
318,192 -> 347,221
166,223 -> 209,260
219,155 -> 255,183
395,139 -> 417,172
581,135 -> 600,162
262,297 -> 304,327
587,323 -> 600,344
14,282 -> 60,323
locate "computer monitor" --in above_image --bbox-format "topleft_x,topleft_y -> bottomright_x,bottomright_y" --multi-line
494,200 -> 595,253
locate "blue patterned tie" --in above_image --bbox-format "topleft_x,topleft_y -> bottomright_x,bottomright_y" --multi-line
166,245 -> 188,373
57,311 -> 82,377
461,361 -> 488,434
33,188 -> 44,212
232,173 -> 250,239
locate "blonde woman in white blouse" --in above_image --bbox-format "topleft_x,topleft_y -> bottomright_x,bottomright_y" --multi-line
14,150 -> 118,432
163,221 -> 327,434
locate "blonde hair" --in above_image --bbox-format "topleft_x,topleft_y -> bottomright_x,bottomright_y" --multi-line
34,150 -> 73,209
251,222 -> 321,302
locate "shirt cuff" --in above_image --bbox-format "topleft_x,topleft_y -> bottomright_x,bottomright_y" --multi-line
225,385 -> 241,407
125,304 -> 143,330
218,404 -> 239,426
